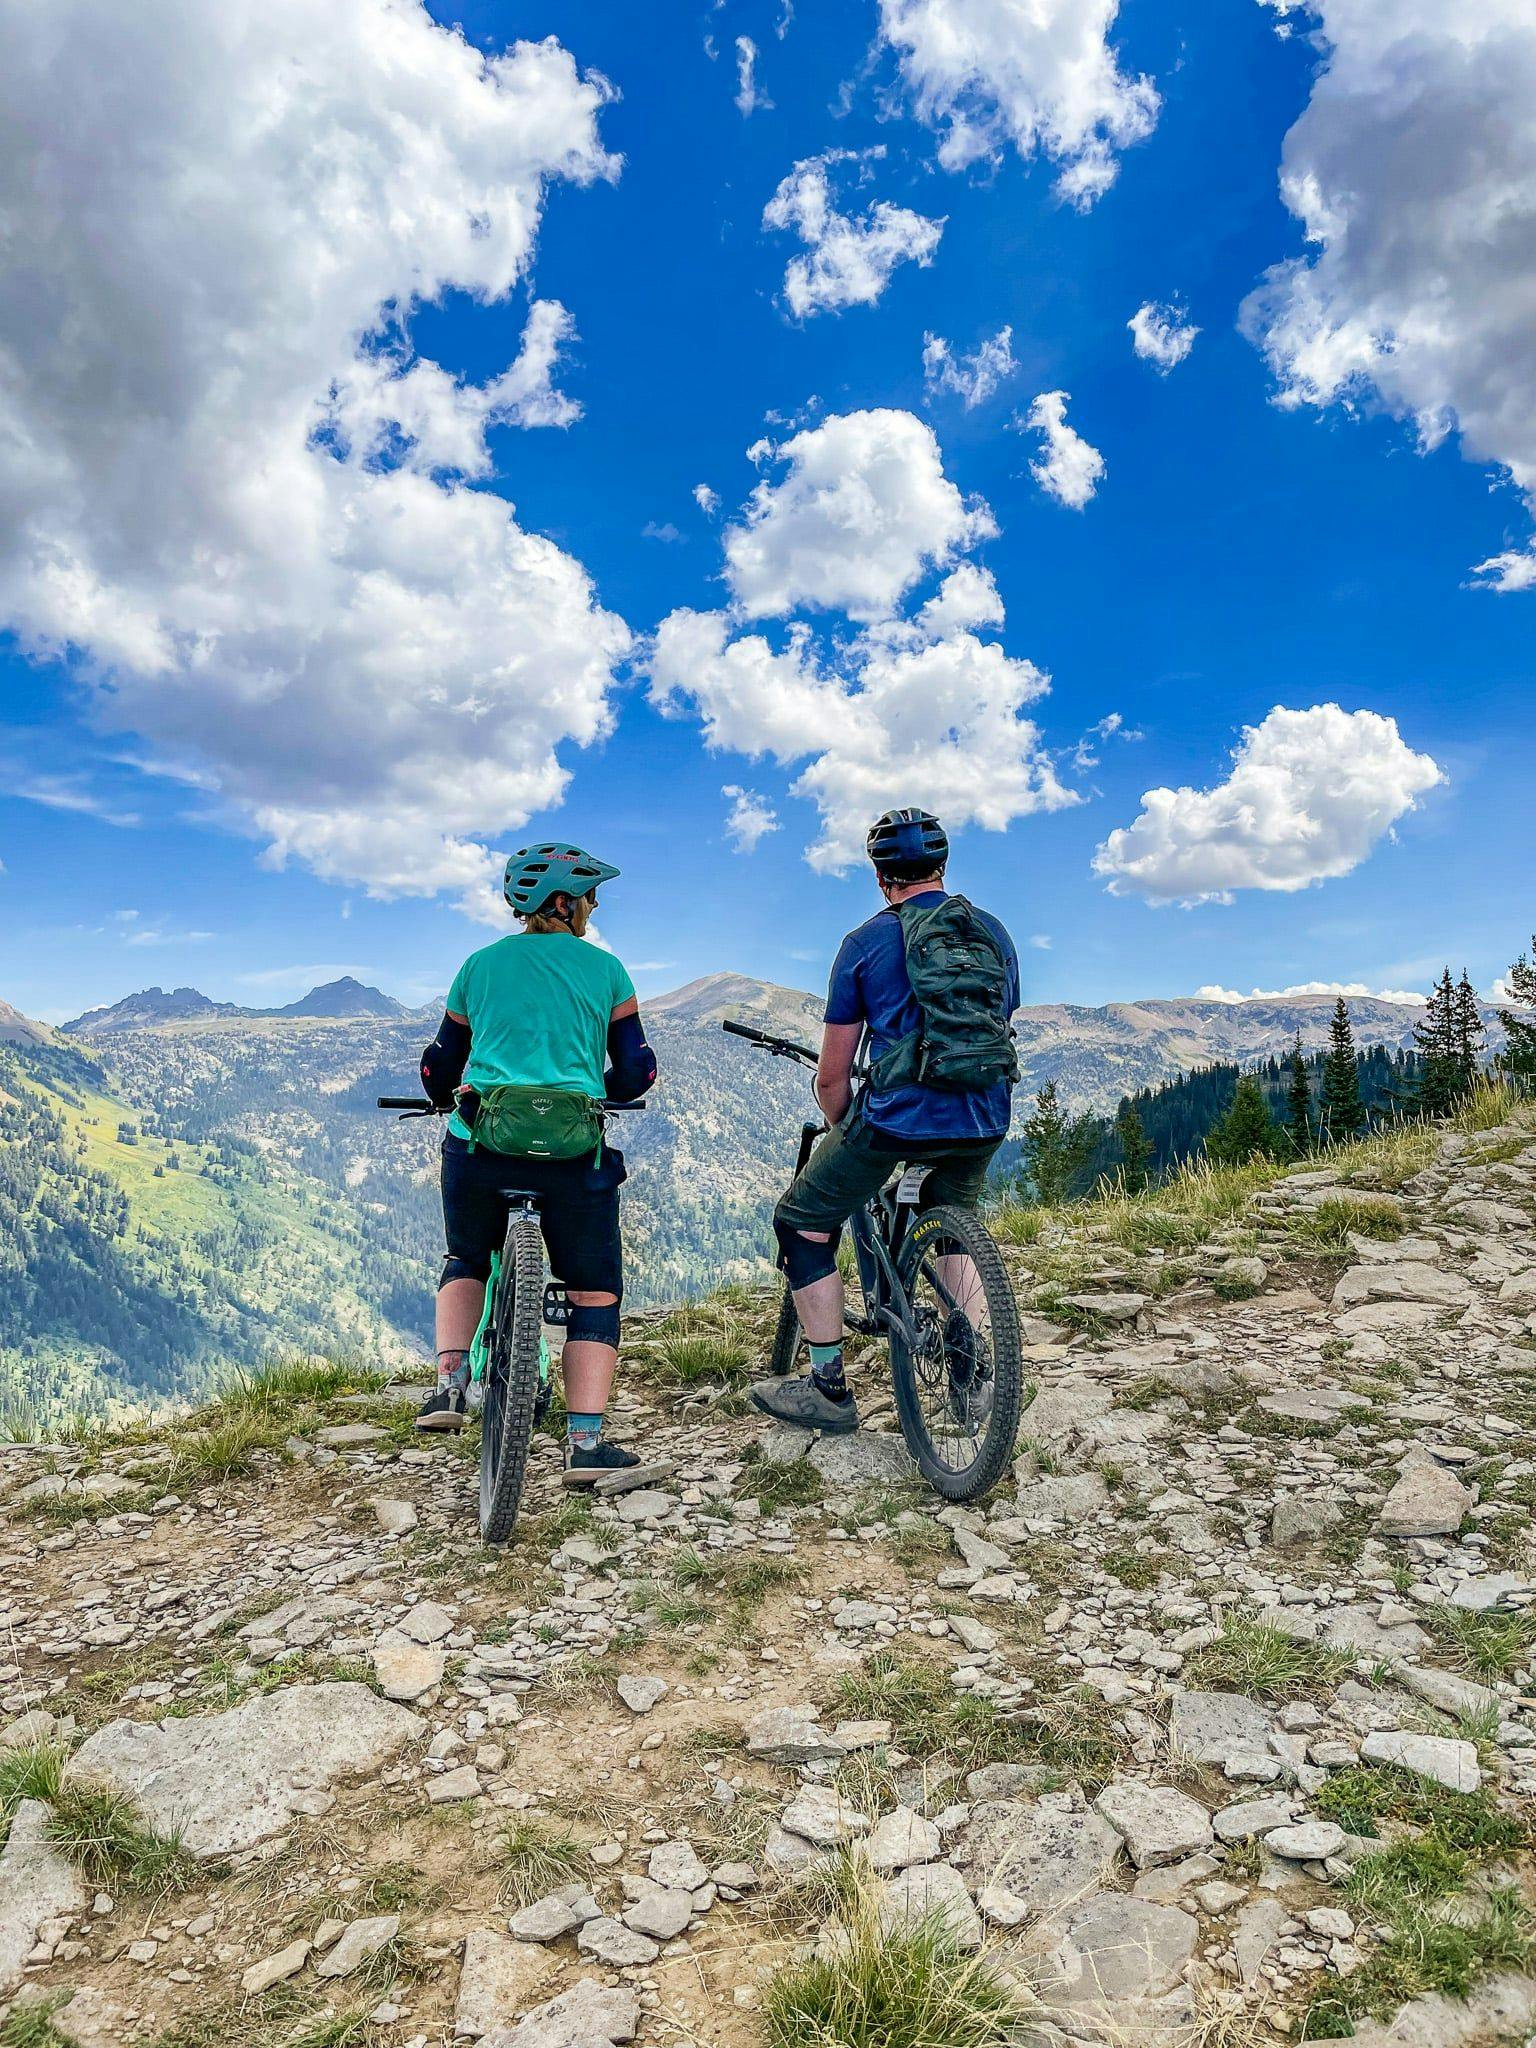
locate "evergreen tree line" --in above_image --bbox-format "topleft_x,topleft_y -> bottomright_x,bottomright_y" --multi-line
1011,942 -> 1533,1205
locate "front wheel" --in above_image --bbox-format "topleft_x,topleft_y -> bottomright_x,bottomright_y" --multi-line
479,1216 -> 544,1543
889,1204 -> 1022,1502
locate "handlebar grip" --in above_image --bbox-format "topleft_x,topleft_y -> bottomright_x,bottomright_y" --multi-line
377,1096 -> 435,1110
721,1018 -> 767,1043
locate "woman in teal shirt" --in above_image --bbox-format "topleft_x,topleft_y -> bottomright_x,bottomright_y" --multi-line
415,844 -> 657,1481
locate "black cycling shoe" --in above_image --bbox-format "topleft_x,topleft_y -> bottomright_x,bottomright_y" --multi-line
414,1383 -> 468,1433
561,1439 -> 643,1488
750,1374 -> 860,1434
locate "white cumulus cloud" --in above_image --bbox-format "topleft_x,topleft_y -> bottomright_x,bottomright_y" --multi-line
1128,300 -> 1198,372
722,785 -> 780,852
693,484 -> 721,517
1243,0 -> 1536,588
763,149 -> 944,319
1196,982 -> 1428,1006
1093,704 -> 1444,906
650,414 -> 1080,871
922,326 -> 1018,408
0,0 -> 627,921
1022,391 -> 1105,509
877,0 -> 1159,205
723,410 -> 995,622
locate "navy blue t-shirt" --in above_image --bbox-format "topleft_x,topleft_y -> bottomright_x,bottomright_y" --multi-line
825,890 -> 1020,1143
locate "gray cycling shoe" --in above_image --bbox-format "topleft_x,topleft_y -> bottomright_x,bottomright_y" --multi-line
750,1374 -> 860,1434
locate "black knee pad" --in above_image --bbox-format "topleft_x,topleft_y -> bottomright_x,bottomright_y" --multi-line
773,1216 -> 840,1288
439,1253 -> 490,1289
566,1300 -> 620,1347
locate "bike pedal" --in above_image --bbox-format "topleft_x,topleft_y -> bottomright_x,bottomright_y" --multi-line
542,1283 -> 570,1326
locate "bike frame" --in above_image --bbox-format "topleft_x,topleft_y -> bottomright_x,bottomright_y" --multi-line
785,1115 -> 942,1358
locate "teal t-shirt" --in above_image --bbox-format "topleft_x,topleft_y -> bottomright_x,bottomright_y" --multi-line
445,934 -> 636,1140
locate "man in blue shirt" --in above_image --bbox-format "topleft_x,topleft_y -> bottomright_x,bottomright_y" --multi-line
751,808 -> 1020,1433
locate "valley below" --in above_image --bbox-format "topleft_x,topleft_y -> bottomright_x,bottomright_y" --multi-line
0,973 -> 1481,1428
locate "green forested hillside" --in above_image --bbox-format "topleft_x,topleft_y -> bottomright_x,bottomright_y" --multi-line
6,973 -> 1493,1421
0,1040 -> 416,1430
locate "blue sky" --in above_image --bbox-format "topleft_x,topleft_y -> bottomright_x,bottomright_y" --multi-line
1,0 -> 1531,1023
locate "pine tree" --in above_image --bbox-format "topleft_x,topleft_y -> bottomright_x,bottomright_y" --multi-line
1452,971 -> 1485,1097
1206,1073 -> 1280,1167
1413,968 -> 1460,1117
1321,997 -> 1365,1144
1115,1099 -> 1153,1194
1021,1080 -> 1091,1206
1497,935 -> 1536,1085
1285,1032 -> 1313,1158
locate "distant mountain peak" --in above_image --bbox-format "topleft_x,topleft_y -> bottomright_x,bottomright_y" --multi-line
65,986 -> 235,1035
274,976 -> 404,1019
0,997 -> 58,1046
648,970 -> 816,1015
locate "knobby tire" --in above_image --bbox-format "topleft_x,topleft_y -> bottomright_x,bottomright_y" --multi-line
889,1202 -> 1023,1502
479,1216 -> 544,1543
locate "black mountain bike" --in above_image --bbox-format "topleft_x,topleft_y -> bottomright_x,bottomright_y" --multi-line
378,1096 -> 641,1543
723,1020 -> 1023,1502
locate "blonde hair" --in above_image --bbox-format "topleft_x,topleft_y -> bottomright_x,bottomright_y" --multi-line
522,892 -> 594,938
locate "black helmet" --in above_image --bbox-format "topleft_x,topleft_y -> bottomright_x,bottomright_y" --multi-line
866,807 -> 948,873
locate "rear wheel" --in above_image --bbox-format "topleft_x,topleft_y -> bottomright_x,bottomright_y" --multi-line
479,1216 -> 544,1543
888,1204 -> 1022,1502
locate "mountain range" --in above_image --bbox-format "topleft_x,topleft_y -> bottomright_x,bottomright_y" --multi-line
66,975 -> 409,1033
0,970 -> 1504,1428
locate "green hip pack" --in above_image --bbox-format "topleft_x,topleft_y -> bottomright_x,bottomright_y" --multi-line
462,1084 -> 603,1161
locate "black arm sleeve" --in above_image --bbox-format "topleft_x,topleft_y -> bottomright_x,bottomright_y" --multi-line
603,1010 -> 657,1102
420,1012 -> 471,1108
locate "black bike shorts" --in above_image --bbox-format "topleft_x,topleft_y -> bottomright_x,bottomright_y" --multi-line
441,1133 -> 625,1296
774,1111 -> 1001,1241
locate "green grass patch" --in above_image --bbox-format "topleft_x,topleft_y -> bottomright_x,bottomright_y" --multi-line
0,1741 -> 67,1829
1427,1601 -> 1536,1681
0,1999 -> 71,2048
764,1856 -> 1042,2048
736,1445 -> 827,1513
1100,1547 -> 1170,1590
1315,1768 -> 1529,1855
1300,1887 -> 1534,2040
1288,1194 -> 1407,1257
832,1651 -> 1120,1786
212,1356 -> 389,1413
636,1331 -> 753,1386
1182,1613 -> 1352,1703
495,1814 -> 590,1908
46,1779 -> 201,1892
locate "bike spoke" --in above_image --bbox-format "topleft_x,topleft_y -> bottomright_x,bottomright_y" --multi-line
904,1234 -> 995,1475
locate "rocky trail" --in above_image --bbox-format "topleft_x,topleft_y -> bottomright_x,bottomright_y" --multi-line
2,1111 -> 1536,2047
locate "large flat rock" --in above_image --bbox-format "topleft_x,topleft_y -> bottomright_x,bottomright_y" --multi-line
1034,1892 -> 1198,2007
950,1795 -> 1122,1918
0,1799 -> 88,1994
65,1682 -> 423,1857
1167,1692 -> 1274,1767
1377,1450 -> 1474,1539
1332,1263 -> 1472,1309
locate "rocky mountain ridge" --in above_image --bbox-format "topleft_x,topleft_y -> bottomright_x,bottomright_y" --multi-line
1,1105 -> 1533,2046
59,970 -> 1499,1112
65,977 -> 409,1035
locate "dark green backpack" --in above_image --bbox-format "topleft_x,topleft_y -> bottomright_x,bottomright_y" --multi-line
870,895 -> 1020,1095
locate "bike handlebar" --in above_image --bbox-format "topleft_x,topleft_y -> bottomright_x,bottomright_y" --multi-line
721,1017 -> 819,1068
375,1095 -> 646,1116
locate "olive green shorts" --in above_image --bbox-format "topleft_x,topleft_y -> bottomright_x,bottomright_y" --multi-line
773,1112 -> 1001,1241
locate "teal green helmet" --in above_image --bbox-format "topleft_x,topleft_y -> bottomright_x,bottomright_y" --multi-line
503,842 -> 620,917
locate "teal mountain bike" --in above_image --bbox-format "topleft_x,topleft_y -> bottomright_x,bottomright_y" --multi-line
378,1096 -> 641,1542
